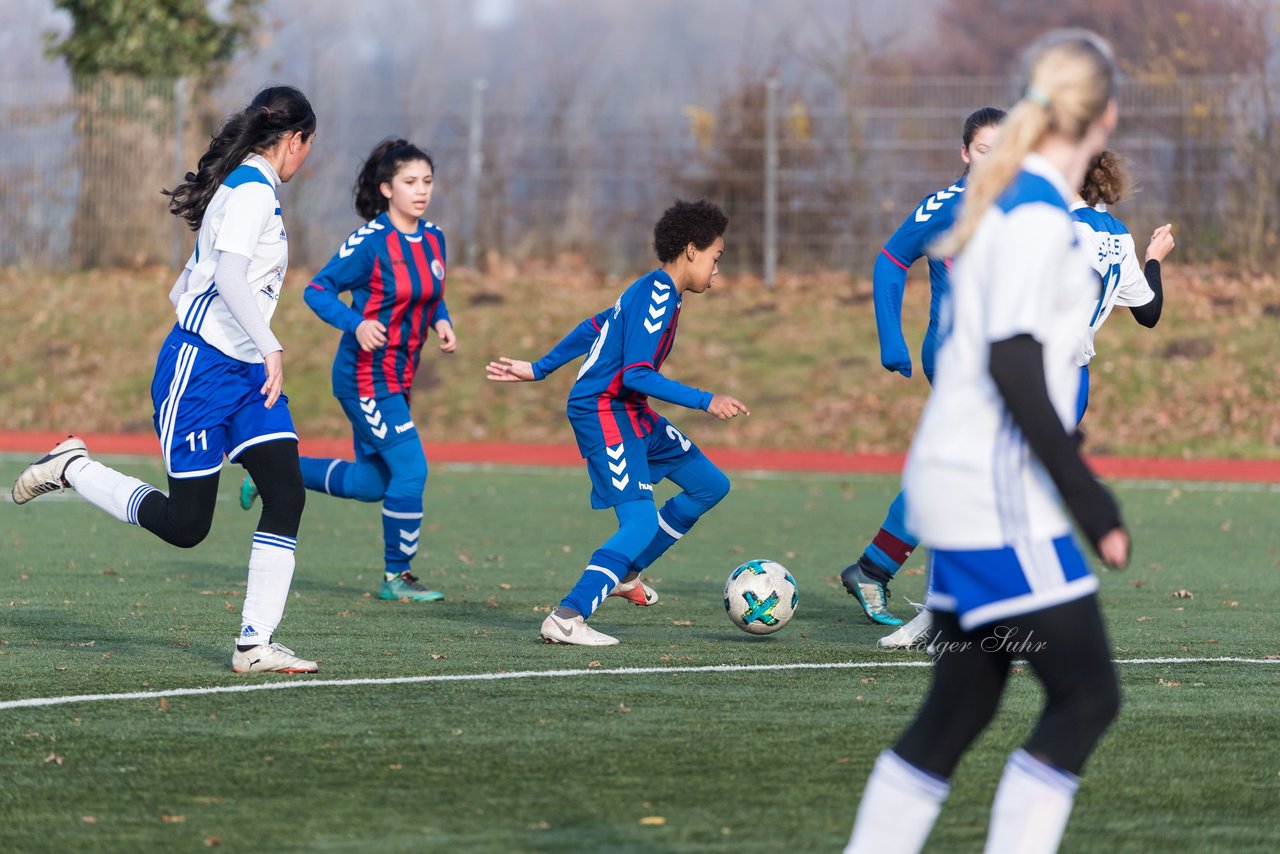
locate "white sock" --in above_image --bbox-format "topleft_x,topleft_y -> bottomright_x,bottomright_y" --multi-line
845,750 -> 949,854
239,532 -> 297,646
983,749 -> 1079,854
63,459 -> 158,526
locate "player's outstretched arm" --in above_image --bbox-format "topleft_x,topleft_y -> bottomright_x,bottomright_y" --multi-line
486,357 -> 536,382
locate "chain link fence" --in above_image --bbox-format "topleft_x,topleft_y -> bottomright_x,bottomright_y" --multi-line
1,72 -> 1273,274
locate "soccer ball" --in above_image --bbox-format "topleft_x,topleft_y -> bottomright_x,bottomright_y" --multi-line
724,559 -> 798,635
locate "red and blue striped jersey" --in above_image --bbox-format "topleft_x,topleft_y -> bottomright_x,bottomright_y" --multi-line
305,212 -> 451,400
551,269 -> 711,457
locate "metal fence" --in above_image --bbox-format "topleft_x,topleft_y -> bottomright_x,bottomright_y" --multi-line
1,72 -> 1273,275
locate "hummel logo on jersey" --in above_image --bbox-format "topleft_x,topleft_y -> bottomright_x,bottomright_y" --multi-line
644,281 -> 671,333
638,482 -> 653,491
338,221 -> 386,258
914,183 -> 966,223
394,421 -> 414,434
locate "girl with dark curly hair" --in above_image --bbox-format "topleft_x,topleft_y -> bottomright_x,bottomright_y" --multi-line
486,199 -> 748,645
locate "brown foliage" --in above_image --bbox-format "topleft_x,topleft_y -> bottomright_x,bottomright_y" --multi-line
922,0 -> 1267,76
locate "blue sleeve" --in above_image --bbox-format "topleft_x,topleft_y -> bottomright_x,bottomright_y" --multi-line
875,191 -> 957,377
622,364 -> 713,410
304,237 -> 375,334
531,308 -> 611,380
873,250 -> 912,377
619,288 -> 712,410
429,230 -> 451,328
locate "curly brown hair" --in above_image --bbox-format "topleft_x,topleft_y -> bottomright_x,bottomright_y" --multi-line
1081,150 -> 1132,207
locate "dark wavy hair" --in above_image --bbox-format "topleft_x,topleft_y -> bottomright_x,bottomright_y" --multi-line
1081,150 -> 1133,207
164,86 -> 316,231
353,138 -> 435,221
960,106 -> 1007,175
653,199 -> 728,263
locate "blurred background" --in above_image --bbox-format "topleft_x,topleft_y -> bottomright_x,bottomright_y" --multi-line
3,0 -> 1278,274
1,0 -> 1277,457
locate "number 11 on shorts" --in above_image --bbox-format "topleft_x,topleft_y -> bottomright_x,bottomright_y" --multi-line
186,430 -> 208,452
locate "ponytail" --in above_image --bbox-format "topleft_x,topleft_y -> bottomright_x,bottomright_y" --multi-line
353,137 -> 435,221
164,85 -> 316,231
935,30 -> 1116,257
1081,150 -> 1132,207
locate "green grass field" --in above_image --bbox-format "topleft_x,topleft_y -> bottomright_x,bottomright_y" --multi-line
2,456 -> 1278,852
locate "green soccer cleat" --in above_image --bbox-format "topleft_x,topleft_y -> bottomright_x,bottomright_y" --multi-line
379,571 -> 444,602
840,561 -> 904,627
239,476 -> 259,511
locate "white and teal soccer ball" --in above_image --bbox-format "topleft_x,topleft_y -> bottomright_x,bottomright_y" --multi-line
724,559 -> 798,635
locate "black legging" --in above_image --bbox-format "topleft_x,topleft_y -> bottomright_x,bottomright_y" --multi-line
135,440 -> 305,548
894,594 -> 1121,778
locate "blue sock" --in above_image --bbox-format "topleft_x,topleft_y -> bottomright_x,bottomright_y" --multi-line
560,548 -> 634,619
379,439 -> 428,578
300,457 -> 348,495
632,495 -> 701,571
300,456 -> 390,502
382,495 -> 422,579
863,491 -> 918,577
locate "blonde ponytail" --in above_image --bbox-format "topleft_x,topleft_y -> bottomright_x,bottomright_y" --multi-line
933,29 -> 1116,257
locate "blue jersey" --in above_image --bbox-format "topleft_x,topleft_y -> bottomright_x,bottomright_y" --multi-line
531,269 -> 712,457
305,213 -> 451,400
873,176 -> 968,381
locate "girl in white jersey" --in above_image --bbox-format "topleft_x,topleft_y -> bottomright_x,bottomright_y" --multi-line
11,87 -> 319,674
846,31 -> 1129,854
1071,150 -> 1176,421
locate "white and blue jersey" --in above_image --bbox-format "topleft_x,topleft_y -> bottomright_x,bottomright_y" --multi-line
1070,201 -> 1154,367
171,154 -> 288,364
873,177 -> 967,382
904,154 -> 1098,629
152,154 -> 297,478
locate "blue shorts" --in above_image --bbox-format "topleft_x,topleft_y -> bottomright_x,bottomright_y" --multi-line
925,535 -> 1098,631
584,417 -> 703,509
151,327 -> 297,479
338,394 -> 421,456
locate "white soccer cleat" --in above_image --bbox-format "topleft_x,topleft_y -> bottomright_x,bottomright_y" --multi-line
608,577 -> 659,606
540,613 -> 619,646
231,641 -> 319,674
878,603 -> 934,651
10,436 -> 88,505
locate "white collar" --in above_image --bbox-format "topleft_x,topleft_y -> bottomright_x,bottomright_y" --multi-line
245,153 -> 282,188
1022,152 -> 1072,204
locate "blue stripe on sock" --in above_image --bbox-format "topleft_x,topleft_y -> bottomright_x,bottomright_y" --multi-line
252,532 -> 298,552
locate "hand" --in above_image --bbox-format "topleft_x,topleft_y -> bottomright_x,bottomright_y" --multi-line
355,319 -> 387,352
435,320 -> 457,353
707,394 -> 750,420
261,349 -> 284,409
880,342 -> 913,378
1097,527 -> 1129,569
1145,224 -> 1175,264
486,357 -> 536,382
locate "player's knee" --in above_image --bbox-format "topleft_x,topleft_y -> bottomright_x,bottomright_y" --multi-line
258,477 -> 306,533
1075,670 -> 1122,735
699,468 -> 731,509
167,516 -> 213,549
383,461 -> 427,504
351,465 -> 389,503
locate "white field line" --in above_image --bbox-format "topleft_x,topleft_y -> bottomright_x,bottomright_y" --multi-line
1,657 -> 1276,712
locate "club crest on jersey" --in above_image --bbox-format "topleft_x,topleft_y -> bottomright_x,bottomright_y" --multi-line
431,259 -> 445,280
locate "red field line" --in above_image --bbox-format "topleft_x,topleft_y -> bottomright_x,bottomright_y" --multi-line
2,431 -> 1277,483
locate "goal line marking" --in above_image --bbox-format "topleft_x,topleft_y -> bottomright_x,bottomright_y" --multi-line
2,656 -> 1275,711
